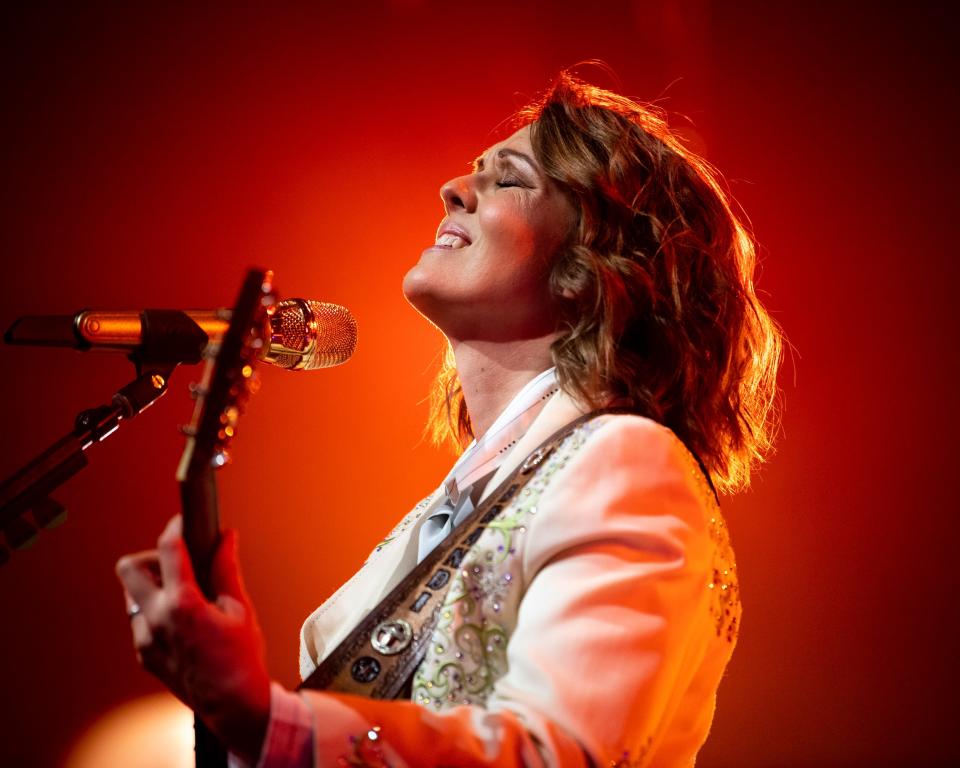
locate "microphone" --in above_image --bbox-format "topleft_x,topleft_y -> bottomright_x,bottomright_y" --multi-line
4,299 -> 358,370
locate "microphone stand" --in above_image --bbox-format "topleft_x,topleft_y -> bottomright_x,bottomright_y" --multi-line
0,358 -> 177,565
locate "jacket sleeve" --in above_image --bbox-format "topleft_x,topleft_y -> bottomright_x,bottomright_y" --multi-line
252,415 -> 728,767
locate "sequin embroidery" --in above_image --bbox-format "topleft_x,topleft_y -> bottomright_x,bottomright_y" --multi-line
412,421 -> 603,710
662,426 -> 740,644
706,512 -> 739,643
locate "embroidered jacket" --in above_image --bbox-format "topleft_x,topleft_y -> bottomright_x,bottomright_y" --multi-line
252,391 -> 740,767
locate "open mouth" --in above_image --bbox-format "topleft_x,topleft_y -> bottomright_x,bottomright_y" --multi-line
435,233 -> 470,249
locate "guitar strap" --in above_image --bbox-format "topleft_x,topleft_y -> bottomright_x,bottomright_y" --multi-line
299,408 -> 624,699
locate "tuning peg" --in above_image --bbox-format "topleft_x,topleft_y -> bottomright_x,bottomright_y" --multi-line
4,516 -> 39,550
32,496 -> 68,530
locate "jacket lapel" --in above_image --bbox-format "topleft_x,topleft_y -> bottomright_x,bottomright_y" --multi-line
479,390 -> 589,504
379,391 -> 587,598
299,488 -> 446,676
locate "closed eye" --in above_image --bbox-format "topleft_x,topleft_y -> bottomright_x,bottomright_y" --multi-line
473,150 -> 537,189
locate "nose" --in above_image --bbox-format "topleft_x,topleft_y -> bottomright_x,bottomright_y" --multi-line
440,173 -> 477,214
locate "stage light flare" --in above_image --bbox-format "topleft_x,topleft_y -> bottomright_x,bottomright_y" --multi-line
65,693 -> 194,768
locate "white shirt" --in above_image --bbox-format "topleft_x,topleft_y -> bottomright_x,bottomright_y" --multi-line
416,367 -> 559,562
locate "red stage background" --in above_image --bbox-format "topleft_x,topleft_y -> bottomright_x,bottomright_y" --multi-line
1,2 -> 956,766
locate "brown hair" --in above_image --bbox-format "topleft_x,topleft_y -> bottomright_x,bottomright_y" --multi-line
428,72 -> 782,494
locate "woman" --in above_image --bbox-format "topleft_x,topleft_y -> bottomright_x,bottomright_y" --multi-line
116,72 -> 781,766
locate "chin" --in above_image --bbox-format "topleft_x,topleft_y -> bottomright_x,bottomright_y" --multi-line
401,263 -> 429,307
402,265 -> 446,325
402,277 -> 480,341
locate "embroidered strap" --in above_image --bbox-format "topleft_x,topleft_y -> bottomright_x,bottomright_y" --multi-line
299,409 -> 624,698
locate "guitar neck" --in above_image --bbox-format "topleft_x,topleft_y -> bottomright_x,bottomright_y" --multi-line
180,468 -> 221,600
180,468 -> 227,768
173,267 -> 274,768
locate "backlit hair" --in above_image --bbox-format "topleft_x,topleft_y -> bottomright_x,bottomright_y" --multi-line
428,72 -> 782,494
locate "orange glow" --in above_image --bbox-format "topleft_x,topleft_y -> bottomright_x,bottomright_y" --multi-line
0,4 -> 954,767
65,694 -> 194,768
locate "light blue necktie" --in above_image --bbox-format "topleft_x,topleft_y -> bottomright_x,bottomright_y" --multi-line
414,368 -> 559,564
416,472 -> 496,563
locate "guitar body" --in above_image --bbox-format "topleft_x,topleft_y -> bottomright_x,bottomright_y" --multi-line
176,268 -> 276,767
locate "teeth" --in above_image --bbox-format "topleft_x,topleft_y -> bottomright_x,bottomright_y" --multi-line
436,233 -> 468,249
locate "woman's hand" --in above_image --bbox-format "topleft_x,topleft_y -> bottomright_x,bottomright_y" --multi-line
115,515 -> 271,763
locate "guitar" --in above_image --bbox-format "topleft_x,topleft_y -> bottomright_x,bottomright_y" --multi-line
175,268 -> 276,767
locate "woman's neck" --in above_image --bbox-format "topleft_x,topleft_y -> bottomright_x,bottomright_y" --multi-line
451,335 -> 556,441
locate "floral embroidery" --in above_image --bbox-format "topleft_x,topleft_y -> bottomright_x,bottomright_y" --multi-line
412,421 -> 603,710
409,414 -> 741,721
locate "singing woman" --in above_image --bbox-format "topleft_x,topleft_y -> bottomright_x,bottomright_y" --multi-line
116,71 -> 781,766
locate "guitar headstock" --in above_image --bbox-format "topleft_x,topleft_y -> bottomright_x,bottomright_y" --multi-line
177,269 -> 277,484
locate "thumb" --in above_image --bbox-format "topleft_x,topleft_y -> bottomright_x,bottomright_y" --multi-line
211,528 -> 250,606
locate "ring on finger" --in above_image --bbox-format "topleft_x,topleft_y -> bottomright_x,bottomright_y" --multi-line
127,602 -> 142,619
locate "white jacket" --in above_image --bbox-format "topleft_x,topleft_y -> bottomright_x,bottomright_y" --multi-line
272,391 -> 739,767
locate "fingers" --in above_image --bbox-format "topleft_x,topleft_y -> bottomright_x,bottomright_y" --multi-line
156,514 -> 198,591
114,520 -> 272,732
115,524 -> 196,656
211,528 -> 250,605
115,552 -> 162,657
118,587 -> 149,643
115,550 -> 162,608
128,610 -> 155,660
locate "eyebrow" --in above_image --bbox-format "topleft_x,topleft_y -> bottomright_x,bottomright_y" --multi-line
472,148 -> 540,176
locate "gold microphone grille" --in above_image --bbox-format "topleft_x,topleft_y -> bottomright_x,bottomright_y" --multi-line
270,299 -> 357,370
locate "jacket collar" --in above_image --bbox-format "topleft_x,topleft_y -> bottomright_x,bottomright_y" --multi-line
479,389 -> 591,503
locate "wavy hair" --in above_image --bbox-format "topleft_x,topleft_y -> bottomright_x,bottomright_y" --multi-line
428,72 -> 782,494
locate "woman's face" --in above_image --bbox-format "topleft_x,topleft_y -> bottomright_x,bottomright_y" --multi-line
403,125 -> 575,343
